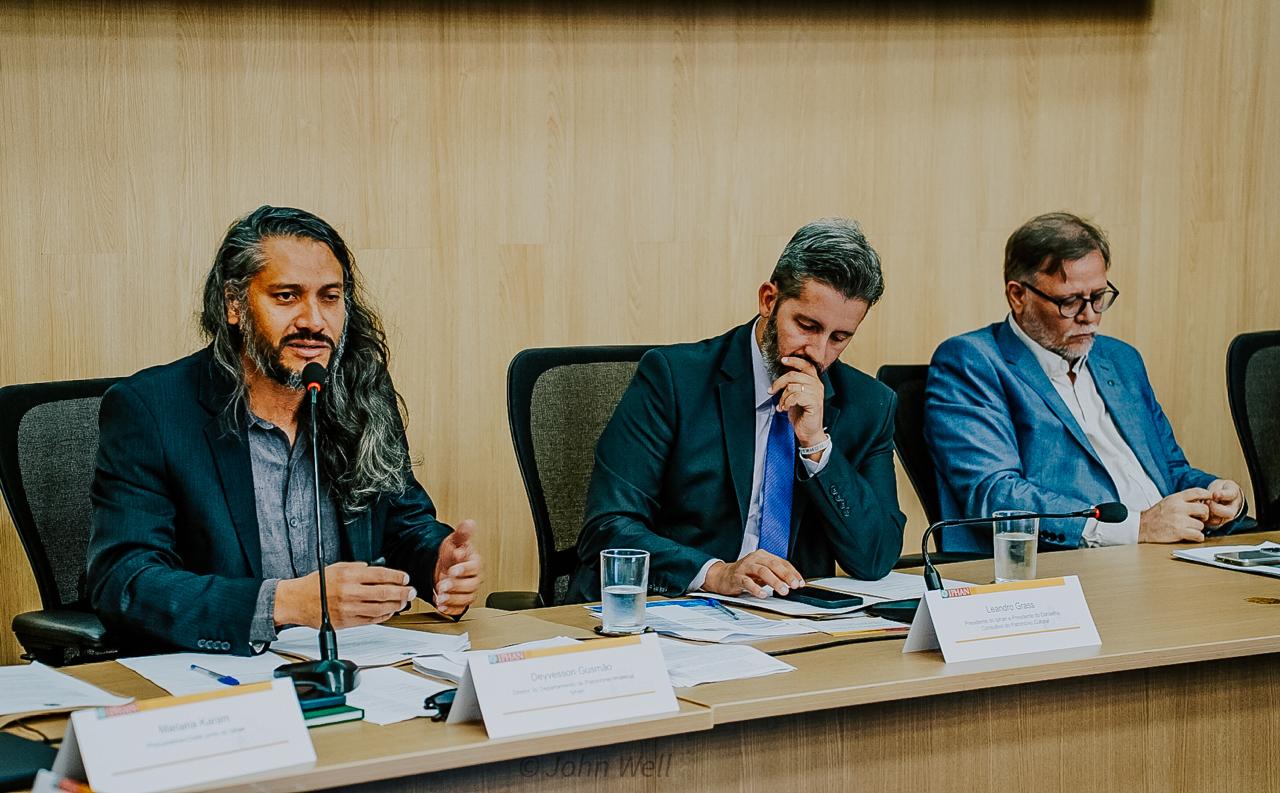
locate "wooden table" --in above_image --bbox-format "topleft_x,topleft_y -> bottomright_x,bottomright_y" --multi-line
12,536 -> 1280,792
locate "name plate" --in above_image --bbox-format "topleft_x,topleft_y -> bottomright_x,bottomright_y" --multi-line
903,576 -> 1100,663
448,634 -> 678,739
54,678 -> 315,792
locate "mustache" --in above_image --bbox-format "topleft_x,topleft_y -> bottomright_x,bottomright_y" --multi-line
279,330 -> 337,350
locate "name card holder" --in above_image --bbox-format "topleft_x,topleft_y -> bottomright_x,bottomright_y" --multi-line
54,678 -> 315,792
448,633 -> 678,739
904,576 -> 1100,663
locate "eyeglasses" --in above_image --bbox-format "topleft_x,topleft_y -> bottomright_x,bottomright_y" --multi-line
423,688 -> 457,722
1019,280 -> 1119,318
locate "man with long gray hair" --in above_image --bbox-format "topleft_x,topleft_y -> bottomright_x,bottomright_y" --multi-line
87,206 -> 482,654
569,218 -> 906,602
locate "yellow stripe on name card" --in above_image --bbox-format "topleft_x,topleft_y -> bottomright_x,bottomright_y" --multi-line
486,635 -> 642,664
940,577 -> 1067,598
96,681 -> 276,718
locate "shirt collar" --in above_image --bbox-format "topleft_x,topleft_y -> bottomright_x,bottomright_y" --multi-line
749,318 -> 775,410
1006,314 -> 1087,378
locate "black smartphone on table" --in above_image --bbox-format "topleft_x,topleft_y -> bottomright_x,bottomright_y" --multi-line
776,587 -> 863,609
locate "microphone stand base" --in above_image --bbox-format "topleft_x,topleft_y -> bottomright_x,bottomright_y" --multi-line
274,658 -> 360,696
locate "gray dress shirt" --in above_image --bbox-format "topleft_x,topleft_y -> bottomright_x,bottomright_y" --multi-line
247,412 -> 341,643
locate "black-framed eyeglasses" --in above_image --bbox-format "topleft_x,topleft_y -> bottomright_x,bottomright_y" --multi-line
1019,280 -> 1119,318
424,688 -> 457,722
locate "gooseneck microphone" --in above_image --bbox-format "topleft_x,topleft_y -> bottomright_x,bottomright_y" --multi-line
274,362 -> 360,695
921,502 -> 1129,592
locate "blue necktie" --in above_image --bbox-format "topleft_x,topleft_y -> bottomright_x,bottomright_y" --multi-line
757,406 -> 795,558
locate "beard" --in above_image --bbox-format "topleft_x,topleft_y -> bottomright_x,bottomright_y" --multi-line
760,312 -> 823,380
239,304 -> 347,390
1019,310 -> 1096,363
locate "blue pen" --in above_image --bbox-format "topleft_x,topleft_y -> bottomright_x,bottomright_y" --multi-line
190,664 -> 239,686
699,597 -> 741,621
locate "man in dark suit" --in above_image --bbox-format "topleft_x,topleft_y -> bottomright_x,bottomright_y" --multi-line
569,218 -> 905,602
87,206 -> 482,655
924,212 -> 1248,552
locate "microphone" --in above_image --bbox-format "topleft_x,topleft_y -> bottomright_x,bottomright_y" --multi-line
921,502 -> 1128,592
274,362 -> 360,696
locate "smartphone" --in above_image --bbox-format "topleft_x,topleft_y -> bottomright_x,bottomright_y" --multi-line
864,598 -> 921,624
1214,549 -> 1280,567
777,587 -> 863,609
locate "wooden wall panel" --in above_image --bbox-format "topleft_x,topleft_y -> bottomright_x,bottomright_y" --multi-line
2,1 -> 1277,663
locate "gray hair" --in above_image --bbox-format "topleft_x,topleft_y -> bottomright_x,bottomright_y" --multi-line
1004,212 -> 1111,284
770,218 -> 885,307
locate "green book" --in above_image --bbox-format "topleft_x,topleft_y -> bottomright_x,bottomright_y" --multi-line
303,704 -> 364,728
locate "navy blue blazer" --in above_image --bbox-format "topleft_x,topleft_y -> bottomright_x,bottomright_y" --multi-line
924,321 -> 1239,552
567,321 -> 906,602
86,348 -> 451,655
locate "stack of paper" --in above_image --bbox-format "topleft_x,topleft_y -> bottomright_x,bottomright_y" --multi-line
413,636 -> 580,683
808,571 -> 975,602
272,624 -> 470,666
790,615 -> 912,637
657,638 -> 795,687
0,663 -> 131,719
344,667 -> 453,725
1172,541 -> 1280,578
587,599 -> 822,642
118,652 -> 290,695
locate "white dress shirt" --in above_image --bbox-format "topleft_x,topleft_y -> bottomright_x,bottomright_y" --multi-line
1007,316 -> 1162,546
688,319 -> 831,590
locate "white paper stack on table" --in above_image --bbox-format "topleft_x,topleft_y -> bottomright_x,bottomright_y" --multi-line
413,636 -> 578,684
586,599 -> 822,642
0,663 -> 132,721
118,652 -> 291,695
1172,541 -> 1280,577
344,667 -> 454,725
271,624 -> 470,666
657,638 -> 795,687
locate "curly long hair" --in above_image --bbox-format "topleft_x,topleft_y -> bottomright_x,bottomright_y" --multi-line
199,205 -> 408,514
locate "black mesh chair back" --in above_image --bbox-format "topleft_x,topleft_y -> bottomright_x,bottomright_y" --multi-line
506,346 -> 653,607
875,364 -> 942,525
0,378 -> 120,665
1227,330 -> 1280,530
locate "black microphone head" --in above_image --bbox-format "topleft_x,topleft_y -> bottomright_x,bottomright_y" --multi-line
1093,502 -> 1128,523
301,362 -> 327,393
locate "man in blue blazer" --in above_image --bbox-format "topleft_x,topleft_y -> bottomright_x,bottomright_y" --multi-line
87,207 -> 482,654
924,212 -> 1247,552
569,219 -> 906,602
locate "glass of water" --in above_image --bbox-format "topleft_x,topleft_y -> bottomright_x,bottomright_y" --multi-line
600,549 -> 649,634
993,510 -> 1039,583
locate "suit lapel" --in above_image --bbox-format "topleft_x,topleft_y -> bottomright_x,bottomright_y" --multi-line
197,357 -> 262,578
204,418 -> 263,578
997,322 -> 1103,468
718,323 -> 757,529
1088,354 -> 1168,492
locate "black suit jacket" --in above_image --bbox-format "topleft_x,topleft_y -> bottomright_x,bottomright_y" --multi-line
568,322 -> 905,602
86,348 -> 451,655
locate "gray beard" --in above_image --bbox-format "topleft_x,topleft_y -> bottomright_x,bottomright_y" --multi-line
240,305 -> 348,390
1018,311 -> 1094,364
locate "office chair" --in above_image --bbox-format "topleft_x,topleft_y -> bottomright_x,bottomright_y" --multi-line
492,345 -> 653,609
875,364 -> 985,567
1226,330 -> 1280,531
0,378 -> 121,666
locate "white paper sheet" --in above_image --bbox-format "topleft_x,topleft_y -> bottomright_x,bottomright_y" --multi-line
807,571 -> 976,600
413,636 -> 580,684
587,599 -> 822,642
272,624 -> 470,667
789,615 -> 912,636
1172,541 -> 1280,578
657,638 -> 795,687
117,652 -> 290,695
0,662 -> 131,717
697,592 -> 866,616
344,667 -> 453,725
